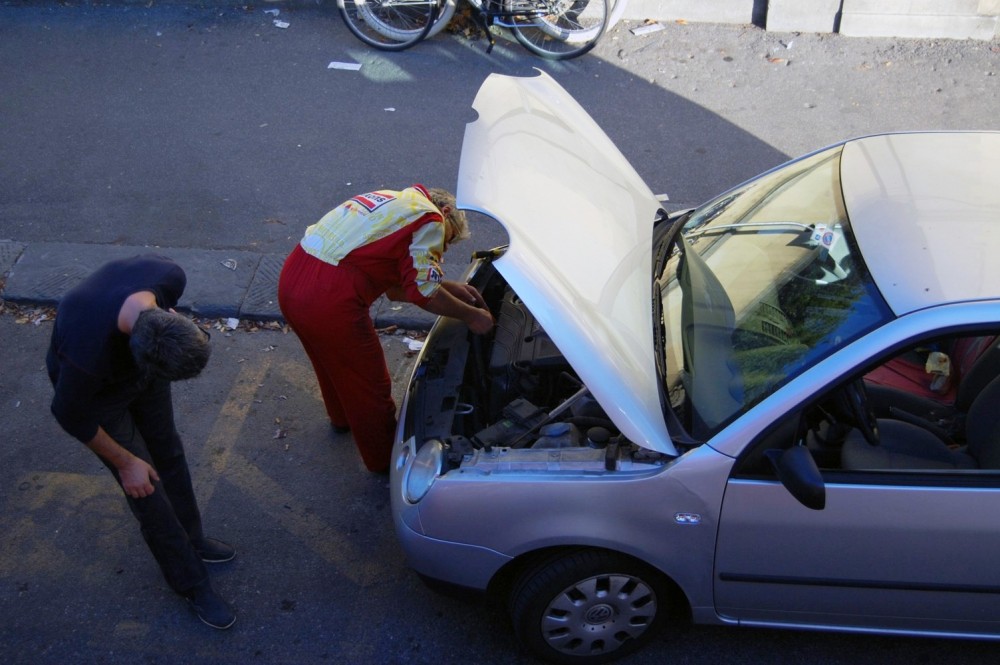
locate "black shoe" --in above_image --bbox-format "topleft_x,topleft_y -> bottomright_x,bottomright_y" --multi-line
185,582 -> 236,630
193,537 -> 236,563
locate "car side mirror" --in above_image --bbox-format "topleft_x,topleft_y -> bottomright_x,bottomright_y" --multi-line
765,446 -> 826,510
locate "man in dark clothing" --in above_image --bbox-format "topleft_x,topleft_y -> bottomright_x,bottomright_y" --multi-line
46,254 -> 236,629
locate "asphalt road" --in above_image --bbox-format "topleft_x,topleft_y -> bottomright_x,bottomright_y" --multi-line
4,2 -> 995,259
4,309 -> 1000,664
2,3 -> 999,664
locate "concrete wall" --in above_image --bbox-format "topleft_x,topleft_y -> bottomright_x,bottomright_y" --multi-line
765,0 -> 841,33
840,0 -> 1000,39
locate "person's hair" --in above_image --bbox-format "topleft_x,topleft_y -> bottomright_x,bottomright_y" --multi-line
428,188 -> 470,243
130,308 -> 211,381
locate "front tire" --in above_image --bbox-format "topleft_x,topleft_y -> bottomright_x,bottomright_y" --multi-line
510,550 -> 668,664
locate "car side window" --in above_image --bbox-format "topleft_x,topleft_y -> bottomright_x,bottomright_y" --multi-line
733,331 -> 1000,480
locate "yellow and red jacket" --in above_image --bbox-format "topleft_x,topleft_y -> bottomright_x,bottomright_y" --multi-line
300,185 -> 446,304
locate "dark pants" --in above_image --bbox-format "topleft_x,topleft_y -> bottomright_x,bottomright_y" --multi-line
92,376 -> 208,595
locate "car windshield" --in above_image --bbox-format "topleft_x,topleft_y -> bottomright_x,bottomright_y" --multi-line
655,145 -> 892,441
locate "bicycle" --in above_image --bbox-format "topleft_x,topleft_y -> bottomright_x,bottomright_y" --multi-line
337,0 -> 610,60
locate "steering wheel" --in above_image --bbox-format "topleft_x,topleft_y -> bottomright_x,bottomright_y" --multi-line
843,379 -> 879,445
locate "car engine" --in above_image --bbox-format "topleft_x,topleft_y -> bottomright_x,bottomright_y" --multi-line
403,257 -> 668,474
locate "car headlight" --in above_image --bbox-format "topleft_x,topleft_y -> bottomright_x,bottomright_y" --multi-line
403,438 -> 445,503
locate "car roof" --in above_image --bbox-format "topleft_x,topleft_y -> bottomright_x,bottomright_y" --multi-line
841,132 -> 1000,316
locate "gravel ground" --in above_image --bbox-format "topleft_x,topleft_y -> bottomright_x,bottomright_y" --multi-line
590,19 -> 998,205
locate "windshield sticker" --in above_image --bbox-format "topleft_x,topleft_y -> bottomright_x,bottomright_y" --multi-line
812,224 -> 841,251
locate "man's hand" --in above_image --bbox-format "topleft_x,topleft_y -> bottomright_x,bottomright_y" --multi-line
86,427 -> 161,499
442,281 -> 487,309
466,308 -> 495,335
422,281 -> 495,335
441,281 -> 493,333
118,456 -> 161,499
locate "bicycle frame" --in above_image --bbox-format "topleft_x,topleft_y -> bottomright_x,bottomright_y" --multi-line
339,0 -> 608,60
464,0 -> 556,52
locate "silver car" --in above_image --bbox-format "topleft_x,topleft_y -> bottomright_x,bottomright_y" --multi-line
390,71 -> 1000,664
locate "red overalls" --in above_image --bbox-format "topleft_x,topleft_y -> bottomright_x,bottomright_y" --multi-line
278,188 -> 445,472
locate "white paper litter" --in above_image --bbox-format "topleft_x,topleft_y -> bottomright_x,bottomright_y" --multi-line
328,61 -> 363,71
273,20 -> 290,29
630,23 -> 664,36
225,318 -> 240,330
406,339 -> 424,352
264,8 -> 280,15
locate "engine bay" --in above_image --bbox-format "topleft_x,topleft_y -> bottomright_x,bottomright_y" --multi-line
402,258 -> 669,474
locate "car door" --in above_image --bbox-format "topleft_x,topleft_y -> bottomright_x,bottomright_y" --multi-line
712,425 -> 1000,636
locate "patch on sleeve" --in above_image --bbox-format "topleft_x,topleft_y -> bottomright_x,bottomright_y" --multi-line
427,265 -> 443,283
351,191 -> 396,212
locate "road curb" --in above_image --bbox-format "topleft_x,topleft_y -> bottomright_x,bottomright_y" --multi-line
0,240 -> 439,330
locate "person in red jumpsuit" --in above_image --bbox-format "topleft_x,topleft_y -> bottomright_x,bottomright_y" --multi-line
278,185 -> 494,473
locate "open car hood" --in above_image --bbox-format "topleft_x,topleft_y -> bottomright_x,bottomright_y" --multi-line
457,71 -> 676,456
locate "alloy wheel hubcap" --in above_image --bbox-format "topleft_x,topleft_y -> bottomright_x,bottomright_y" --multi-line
540,573 -> 657,656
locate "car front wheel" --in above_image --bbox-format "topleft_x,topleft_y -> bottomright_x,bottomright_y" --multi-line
510,550 -> 669,664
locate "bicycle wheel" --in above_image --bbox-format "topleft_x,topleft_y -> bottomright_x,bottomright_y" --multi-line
337,0 -> 440,51
425,0 -> 459,38
509,0 -> 609,60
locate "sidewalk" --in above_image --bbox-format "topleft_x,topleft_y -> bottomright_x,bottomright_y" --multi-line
0,239 -> 438,330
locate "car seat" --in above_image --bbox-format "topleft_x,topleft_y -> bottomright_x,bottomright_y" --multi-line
841,373 -> 1000,471
864,335 -> 1000,440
